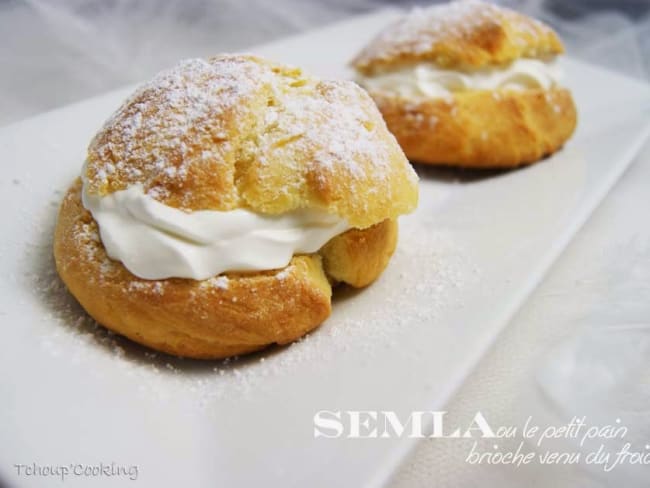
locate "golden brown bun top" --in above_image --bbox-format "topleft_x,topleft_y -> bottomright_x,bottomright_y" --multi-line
352,0 -> 564,74
86,55 -> 418,228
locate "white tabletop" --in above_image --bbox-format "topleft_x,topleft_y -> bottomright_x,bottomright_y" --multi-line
390,138 -> 650,488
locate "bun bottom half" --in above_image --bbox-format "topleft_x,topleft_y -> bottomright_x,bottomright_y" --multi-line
53,179 -> 397,359
372,87 -> 577,168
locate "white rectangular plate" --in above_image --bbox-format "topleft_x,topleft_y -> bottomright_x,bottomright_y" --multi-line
1,9 -> 650,488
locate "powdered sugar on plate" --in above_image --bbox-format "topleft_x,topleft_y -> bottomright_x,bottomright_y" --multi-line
30,198 -> 478,410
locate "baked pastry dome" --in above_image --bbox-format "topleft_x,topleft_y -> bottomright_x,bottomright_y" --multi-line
352,0 -> 577,168
54,54 -> 418,359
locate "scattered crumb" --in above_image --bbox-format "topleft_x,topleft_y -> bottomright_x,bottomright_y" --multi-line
201,275 -> 229,290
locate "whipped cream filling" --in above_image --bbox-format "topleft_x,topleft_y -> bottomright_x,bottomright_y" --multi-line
357,58 -> 563,100
81,176 -> 350,281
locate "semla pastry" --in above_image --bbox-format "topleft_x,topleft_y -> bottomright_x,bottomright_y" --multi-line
54,55 -> 418,359
352,0 -> 578,167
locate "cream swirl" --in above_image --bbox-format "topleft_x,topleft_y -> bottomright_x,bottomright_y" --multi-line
81,175 -> 349,281
357,58 -> 563,100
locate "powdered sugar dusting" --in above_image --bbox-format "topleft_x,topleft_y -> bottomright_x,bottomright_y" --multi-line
87,56 -> 270,202
85,55 -> 415,218
268,81 -> 389,176
253,78 -> 407,214
353,0 -> 559,72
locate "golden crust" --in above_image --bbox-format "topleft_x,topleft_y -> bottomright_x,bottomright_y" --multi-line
86,55 -> 418,228
373,87 -> 577,167
352,0 -> 564,74
54,180 -> 399,358
320,219 -> 398,288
